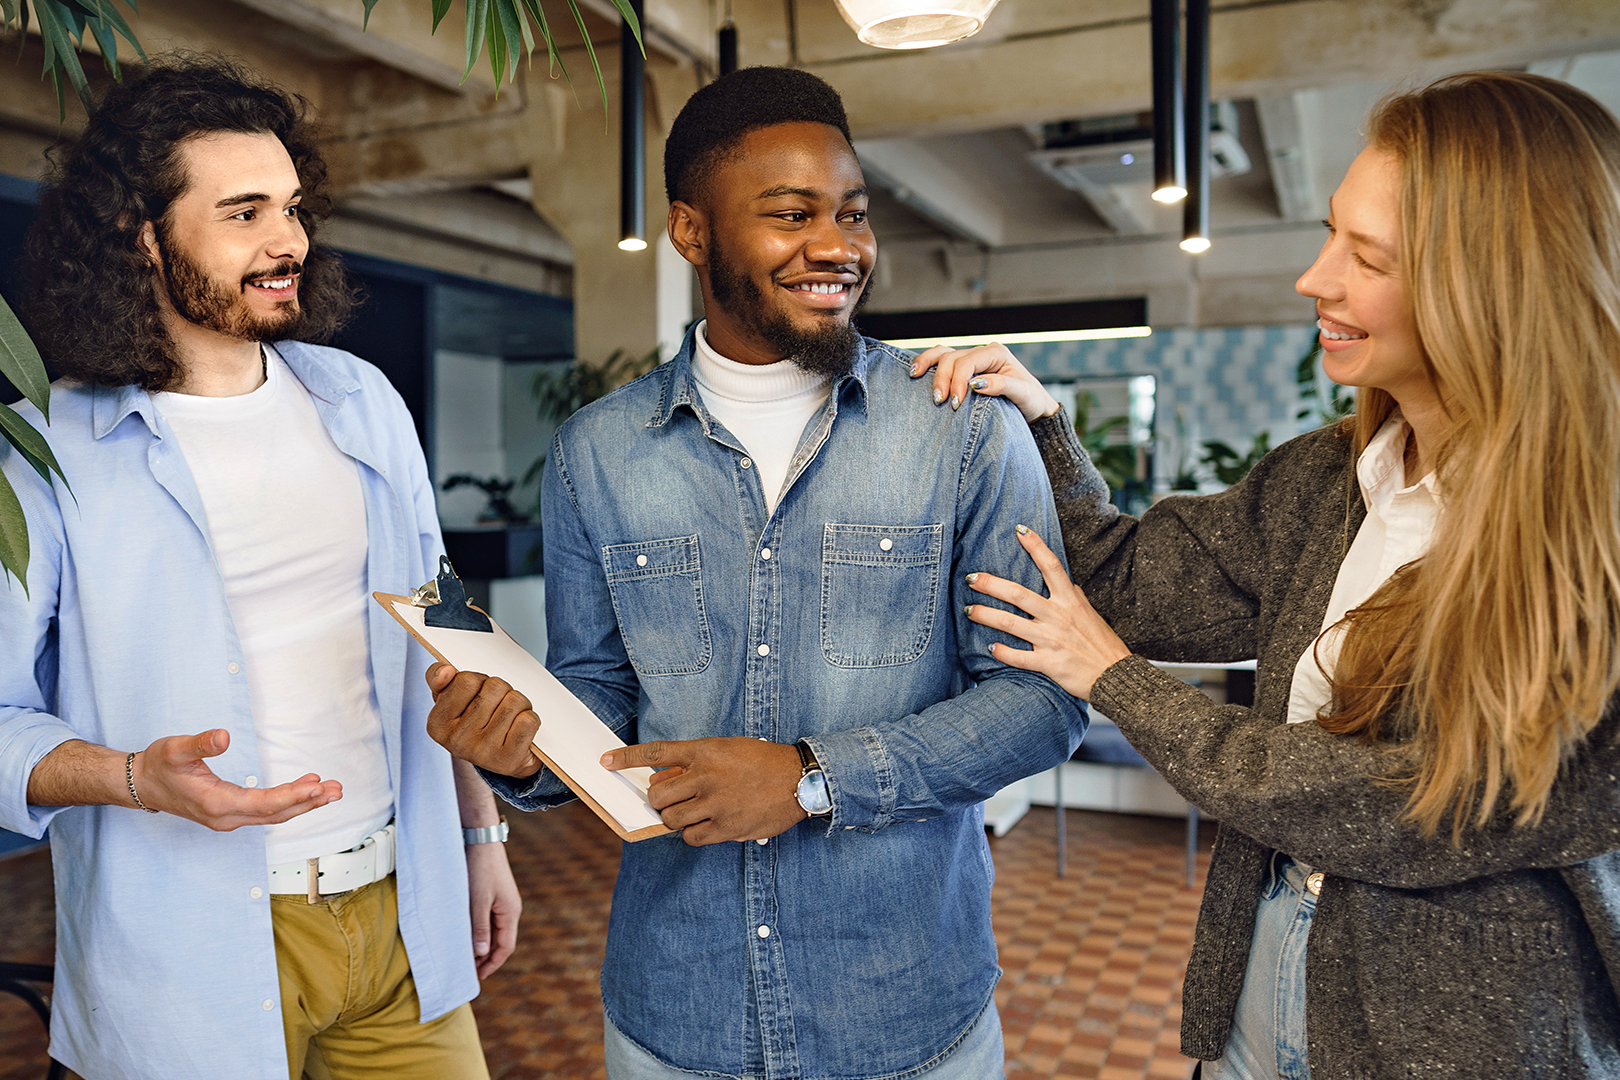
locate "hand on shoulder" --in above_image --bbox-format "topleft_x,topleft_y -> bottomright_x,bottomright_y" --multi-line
908,343 -> 1061,422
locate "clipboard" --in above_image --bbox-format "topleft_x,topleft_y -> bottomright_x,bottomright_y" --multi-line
375,576 -> 671,843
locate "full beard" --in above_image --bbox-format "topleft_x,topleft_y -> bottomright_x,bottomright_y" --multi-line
708,241 -> 871,379
158,231 -> 303,343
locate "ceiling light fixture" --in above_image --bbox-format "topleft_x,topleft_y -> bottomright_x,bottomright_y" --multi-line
1150,0 -> 1186,205
1181,0 -> 1211,254
834,0 -> 1002,50
883,326 -> 1152,350
619,0 -> 646,252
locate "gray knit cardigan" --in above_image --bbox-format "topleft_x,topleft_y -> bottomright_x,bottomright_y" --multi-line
1028,412 -> 1620,1078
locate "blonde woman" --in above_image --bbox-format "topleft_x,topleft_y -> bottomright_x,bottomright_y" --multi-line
915,72 -> 1620,1078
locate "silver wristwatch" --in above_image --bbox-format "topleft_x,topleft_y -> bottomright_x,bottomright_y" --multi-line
794,741 -> 832,817
463,815 -> 509,845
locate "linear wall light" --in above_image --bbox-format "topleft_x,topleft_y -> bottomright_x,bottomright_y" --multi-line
883,326 -> 1153,350
1180,0 -> 1211,253
619,0 -> 648,252
1150,0 -> 1185,205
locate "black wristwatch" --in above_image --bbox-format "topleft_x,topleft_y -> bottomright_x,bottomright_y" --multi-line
794,740 -> 832,817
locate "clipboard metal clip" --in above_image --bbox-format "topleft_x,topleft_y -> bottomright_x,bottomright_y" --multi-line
412,555 -> 494,633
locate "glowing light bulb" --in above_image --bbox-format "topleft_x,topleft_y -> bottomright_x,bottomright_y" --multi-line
1180,236 -> 1211,254
618,237 -> 648,252
1153,186 -> 1188,204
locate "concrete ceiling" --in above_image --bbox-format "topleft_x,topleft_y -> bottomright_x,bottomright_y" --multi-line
4,0 -> 1620,329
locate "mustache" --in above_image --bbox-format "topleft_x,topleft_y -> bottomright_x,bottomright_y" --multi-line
241,261 -> 303,287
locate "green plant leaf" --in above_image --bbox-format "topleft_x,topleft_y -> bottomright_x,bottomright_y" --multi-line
487,0 -> 517,85
33,0 -> 93,114
0,466 -> 29,596
361,0 -> 381,30
430,0 -> 452,32
90,0 -> 147,64
496,0 -> 525,81
519,0 -> 572,87
0,293 -> 50,422
1,1 -> 20,29
565,0 -> 611,120
0,404 -> 69,494
461,0 -> 488,84
605,0 -> 642,54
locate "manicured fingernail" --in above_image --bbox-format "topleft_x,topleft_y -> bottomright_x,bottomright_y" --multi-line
970,377 -> 987,390
933,388 -> 945,405
1016,523 -> 1030,535
910,363 -> 922,377
963,604 -> 974,616
965,572 -> 979,584
950,395 -> 961,410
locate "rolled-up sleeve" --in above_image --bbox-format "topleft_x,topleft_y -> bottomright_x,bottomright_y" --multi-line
0,443 -> 77,836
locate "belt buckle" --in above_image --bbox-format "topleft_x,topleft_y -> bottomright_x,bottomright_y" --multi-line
306,857 -> 320,904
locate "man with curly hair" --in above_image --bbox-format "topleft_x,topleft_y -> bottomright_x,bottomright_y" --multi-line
426,67 -> 1086,1080
0,56 -> 513,1080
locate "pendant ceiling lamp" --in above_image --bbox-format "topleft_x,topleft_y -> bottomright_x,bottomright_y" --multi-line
1149,0 -> 1185,205
619,0 -> 647,252
834,0 -> 1001,50
1180,0 -> 1212,254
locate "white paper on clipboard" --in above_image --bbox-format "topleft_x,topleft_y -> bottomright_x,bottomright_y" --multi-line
384,598 -> 668,839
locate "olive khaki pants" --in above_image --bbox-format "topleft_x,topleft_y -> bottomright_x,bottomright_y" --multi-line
271,874 -> 489,1080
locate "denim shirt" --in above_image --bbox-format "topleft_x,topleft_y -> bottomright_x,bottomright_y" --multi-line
0,343 -> 476,1080
486,330 -> 1086,1080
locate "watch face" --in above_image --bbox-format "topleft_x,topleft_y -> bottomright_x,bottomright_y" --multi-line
796,769 -> 832,816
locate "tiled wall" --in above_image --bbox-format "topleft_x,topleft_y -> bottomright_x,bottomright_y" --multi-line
1010,324 -> 1322,489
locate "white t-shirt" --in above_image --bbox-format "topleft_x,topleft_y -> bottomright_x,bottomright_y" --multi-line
152,346 -> 394,864
692,321 -> 831,515
1286,413 -> 1441,725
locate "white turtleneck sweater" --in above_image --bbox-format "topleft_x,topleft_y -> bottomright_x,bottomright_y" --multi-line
692,321 -> 830,514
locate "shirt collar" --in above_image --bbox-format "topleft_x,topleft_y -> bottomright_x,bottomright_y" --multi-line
1357,411 -> 1440,513
91,340 -> 359,441
649,323 -> 875,431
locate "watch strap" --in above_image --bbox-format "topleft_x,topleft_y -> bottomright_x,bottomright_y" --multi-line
795,740 -> 818,774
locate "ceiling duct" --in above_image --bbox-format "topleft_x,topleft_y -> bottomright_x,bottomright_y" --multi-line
1027,105 -> 1249,235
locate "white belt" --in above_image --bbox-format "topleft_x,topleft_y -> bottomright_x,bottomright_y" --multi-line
268,824 -> 396,900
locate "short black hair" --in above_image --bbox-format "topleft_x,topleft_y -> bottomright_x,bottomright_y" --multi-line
22,52 -> 355,392
664,66 -> 853,206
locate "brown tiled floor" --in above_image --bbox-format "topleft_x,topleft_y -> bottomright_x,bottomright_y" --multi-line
0,805 -> 1211,1080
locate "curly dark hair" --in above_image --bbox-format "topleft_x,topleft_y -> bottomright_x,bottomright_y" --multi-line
664,66 -> 853,207
22,53 -> 356,391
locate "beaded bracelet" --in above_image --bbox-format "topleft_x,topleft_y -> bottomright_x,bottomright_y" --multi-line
125,751 -> 158,814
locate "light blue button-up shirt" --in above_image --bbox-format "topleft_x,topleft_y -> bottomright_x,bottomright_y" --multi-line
487,330 -> 1087,1079
0,342 -> 476,1080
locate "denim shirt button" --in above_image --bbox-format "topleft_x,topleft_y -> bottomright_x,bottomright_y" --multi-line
636,554 -> 648,567
757,925 -> 771,939
741,457 -> 753,469
757,643 -> 770,657
1306,872 -> 1324,896
880,537 -> 893,551
761,547 -> 772,560
755,838 -> 768,845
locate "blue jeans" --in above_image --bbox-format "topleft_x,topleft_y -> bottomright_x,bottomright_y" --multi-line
603,1001 -> 1006,1080
1206,855 -> 1317,1080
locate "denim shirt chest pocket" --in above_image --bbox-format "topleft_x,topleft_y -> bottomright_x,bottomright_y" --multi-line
602,535 -> 712,677
820,523 -> 945,667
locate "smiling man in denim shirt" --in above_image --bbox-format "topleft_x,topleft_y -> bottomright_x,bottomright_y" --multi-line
426,67 -> 1086,1080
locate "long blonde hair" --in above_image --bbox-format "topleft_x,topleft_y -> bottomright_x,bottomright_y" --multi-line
1318,72 -> 1620,838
